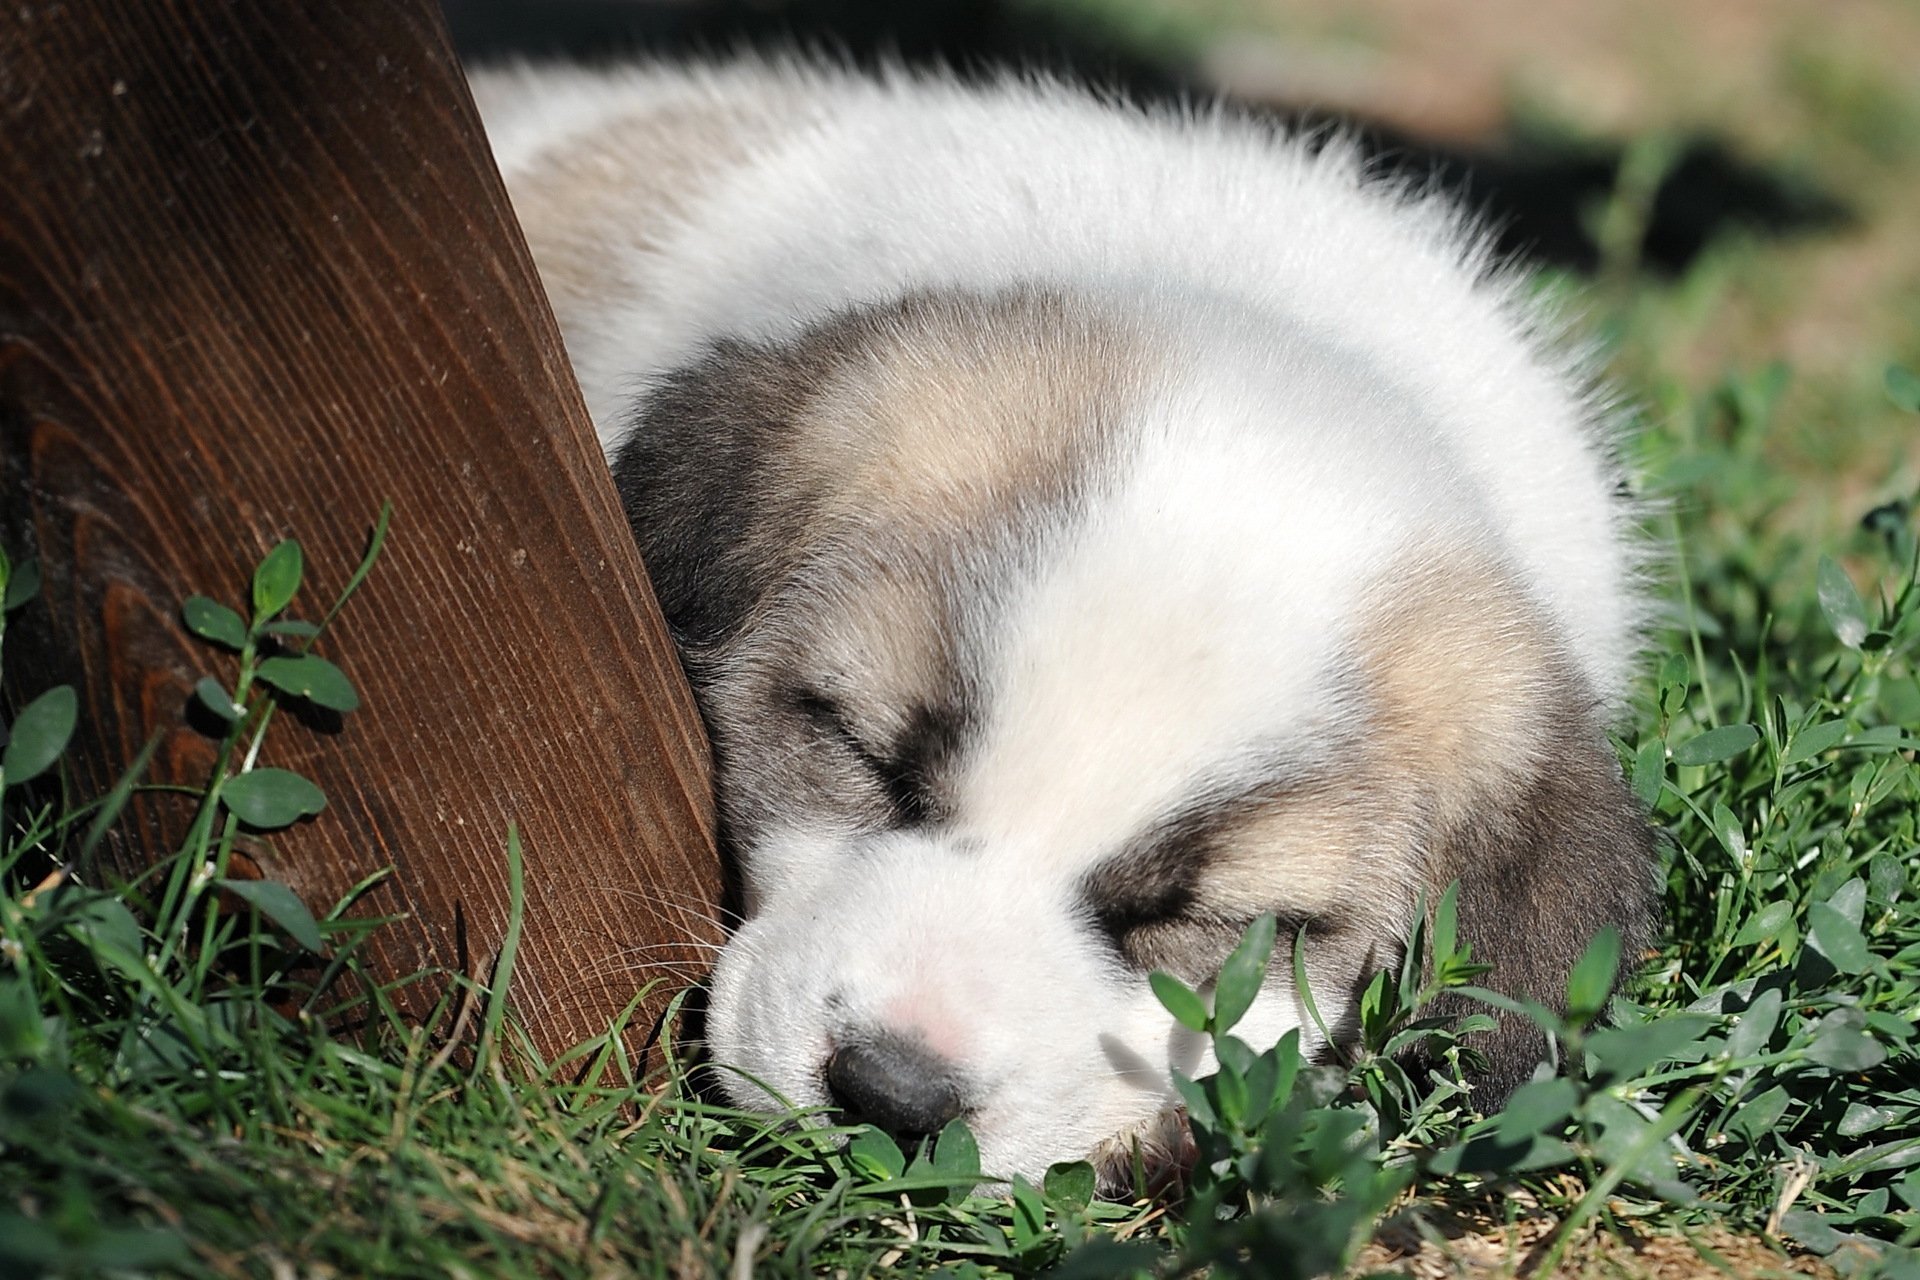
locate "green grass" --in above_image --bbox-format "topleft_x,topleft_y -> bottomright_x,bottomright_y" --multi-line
7,49 -> 1920,1280
4,361 -> 1918,1277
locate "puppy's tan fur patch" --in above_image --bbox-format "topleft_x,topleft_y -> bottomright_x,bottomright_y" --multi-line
1108,545 -> 1642,1066
621,288 -> 1143,646
1361,551 -> 1566,822
793,290 -> 1147,529
1359,549 -> 1654,1091
494,97 -> 802,325
617,289 -> 1151,844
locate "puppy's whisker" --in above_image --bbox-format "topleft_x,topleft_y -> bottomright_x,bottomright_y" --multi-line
567,964 -> 711,993
592,881 -> 733,920
592,886 -> 739,938
573,950 -> 719,984
602,941 -> 729,958
596,880 -> 740,923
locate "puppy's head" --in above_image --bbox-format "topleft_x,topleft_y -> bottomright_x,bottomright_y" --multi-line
613,289 -> 1655,1179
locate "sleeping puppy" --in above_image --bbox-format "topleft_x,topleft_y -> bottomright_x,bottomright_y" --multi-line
470,60 -> 1658,1185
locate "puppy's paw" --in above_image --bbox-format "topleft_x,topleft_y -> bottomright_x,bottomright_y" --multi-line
1088,1104 -> 1197,1202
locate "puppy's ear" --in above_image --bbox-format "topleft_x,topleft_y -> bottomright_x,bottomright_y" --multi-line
1418,710 -> 1659,1105
610,336 -> 830,650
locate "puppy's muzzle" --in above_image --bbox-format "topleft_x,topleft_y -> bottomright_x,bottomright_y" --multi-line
826,1030 -> 968,1142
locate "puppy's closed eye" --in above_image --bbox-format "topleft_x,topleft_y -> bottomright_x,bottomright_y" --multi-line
1079,865 -> 1319,987
787,688 -> 949,827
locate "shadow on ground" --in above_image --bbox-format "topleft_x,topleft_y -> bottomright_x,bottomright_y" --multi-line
444,0 -> 1851,277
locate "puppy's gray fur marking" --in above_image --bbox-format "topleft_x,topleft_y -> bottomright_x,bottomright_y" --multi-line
614,288 -> 1139,861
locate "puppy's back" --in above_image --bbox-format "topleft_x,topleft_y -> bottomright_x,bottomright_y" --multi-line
472,60 -> 1642,713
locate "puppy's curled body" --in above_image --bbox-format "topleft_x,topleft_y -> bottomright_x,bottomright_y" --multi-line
472,59 -> 1657,1182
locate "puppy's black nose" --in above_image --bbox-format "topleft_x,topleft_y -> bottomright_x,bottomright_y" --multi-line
826,1033 -> 965,1141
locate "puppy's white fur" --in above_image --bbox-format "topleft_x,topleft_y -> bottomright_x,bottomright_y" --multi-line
473,60 -> 1652,1183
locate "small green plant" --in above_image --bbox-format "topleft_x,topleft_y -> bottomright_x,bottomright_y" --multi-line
1136,910 -> 1426,1280
1074,890 -> 1620,1278
0,516 -> 390,1272
0,551 -> 73,801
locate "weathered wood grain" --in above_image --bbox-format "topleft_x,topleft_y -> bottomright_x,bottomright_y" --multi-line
0,0 -> 724,1063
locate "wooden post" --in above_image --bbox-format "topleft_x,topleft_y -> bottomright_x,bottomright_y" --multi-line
0,1 -> 724,1063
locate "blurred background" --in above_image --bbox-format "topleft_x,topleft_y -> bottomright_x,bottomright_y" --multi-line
444,0 -> 1920,549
